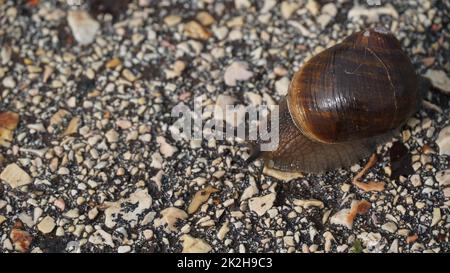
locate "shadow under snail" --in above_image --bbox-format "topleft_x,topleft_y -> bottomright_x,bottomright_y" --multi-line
250,27 -> 423,174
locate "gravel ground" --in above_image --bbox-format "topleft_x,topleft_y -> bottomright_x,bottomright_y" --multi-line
0,0 -> 449,253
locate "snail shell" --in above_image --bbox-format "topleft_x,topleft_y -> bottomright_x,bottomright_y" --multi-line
257,28 -> 420,173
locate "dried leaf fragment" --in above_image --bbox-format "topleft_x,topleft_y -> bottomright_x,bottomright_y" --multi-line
347,200 -> 371,223
330,200 -> 371,229
352,154 -> 385,192
27,0 -> 40,7
406,234 -> 418,244
188,185 -> 219,214
353,180 -> 385,192
0,112 -> 19,147
10,221 -> 32,253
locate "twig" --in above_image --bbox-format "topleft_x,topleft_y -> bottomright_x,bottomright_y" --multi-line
352,154 -> 386,192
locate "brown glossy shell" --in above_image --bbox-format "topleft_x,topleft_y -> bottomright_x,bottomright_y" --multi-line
287,28 -> 419,144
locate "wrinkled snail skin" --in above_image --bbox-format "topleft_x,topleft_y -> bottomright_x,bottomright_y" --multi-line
257,28 -> 421,174
261,98 -> 397,173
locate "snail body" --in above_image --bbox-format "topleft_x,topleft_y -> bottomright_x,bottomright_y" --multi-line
256,27 -> 420,173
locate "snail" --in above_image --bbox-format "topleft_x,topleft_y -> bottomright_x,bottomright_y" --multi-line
250,27 -> 421,174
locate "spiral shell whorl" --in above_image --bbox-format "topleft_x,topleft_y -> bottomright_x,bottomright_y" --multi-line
287,28 -> 419,144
